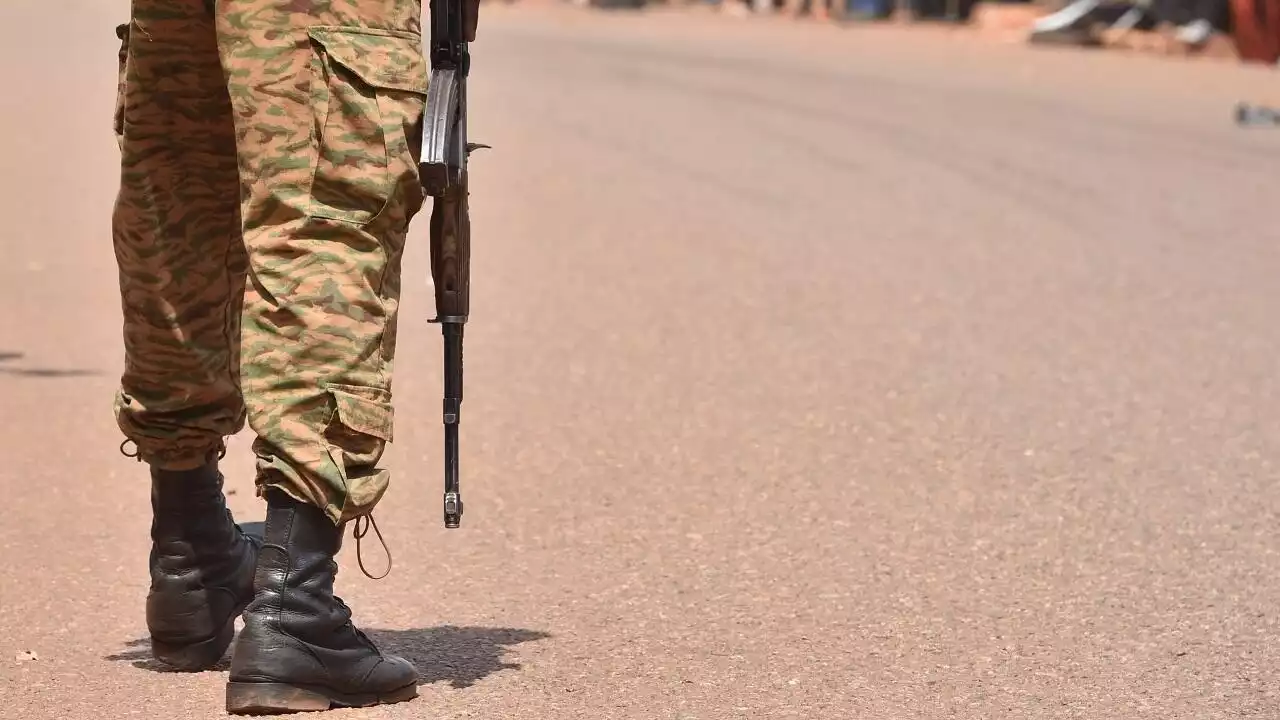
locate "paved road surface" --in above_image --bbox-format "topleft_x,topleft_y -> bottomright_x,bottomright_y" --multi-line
3,2 -> 1279,718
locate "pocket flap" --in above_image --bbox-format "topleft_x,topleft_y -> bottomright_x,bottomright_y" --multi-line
327,384 -> 394,442
308,27 -> 428,95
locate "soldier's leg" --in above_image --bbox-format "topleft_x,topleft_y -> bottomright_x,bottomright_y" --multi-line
219,0 -> 427,712
219,0 -> 427,526
112,0 -> 258,672
114,3 -> 249,466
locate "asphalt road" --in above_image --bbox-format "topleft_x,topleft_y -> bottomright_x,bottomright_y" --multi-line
2,2 -> 1280,718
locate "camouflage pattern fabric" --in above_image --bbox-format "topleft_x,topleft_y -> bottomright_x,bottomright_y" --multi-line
112,0 -> 428,524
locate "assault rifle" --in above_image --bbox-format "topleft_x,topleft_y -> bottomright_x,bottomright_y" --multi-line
422,0 -> 483,529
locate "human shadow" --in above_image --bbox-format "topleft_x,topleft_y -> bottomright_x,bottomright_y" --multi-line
0,350 -> 99,378
104,625 -> 551,688
103,637 -> 231,673
367,626 -> 552,688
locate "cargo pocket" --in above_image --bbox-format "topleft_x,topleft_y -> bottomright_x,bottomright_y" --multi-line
114,22 -> 130,148
324,383 -> 395,469
306,27 -> 429,227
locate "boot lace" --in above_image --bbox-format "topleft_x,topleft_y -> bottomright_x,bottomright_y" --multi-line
331,593 -> 379,649
352,513 -> 392,581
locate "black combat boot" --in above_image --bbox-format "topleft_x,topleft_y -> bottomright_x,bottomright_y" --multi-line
225,490 -> 417,714
147,461 -> 260,671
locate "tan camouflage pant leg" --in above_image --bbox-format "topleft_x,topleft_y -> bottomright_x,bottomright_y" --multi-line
217,0 -> 428,524
112,1 -> 248,472
114,0 -> 428,523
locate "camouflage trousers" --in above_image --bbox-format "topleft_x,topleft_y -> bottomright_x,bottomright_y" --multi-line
112,0 -> 428,524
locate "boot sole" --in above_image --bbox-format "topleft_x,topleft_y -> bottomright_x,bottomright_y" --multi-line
225,681 -> 418,715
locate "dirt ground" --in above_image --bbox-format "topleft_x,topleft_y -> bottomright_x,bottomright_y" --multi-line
2,1 -> 1279,718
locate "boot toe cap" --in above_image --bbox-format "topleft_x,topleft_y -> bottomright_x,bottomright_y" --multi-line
366,654 -> 418,691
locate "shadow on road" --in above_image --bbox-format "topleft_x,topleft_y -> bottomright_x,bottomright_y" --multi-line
0,350 -> 100,378
369,626 -> 552,688
104,625 -> 551,688
104,638 -> 231,673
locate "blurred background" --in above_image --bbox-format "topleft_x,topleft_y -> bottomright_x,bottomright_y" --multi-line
1,0 -> 1278,718
564,0 -> 1280,63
